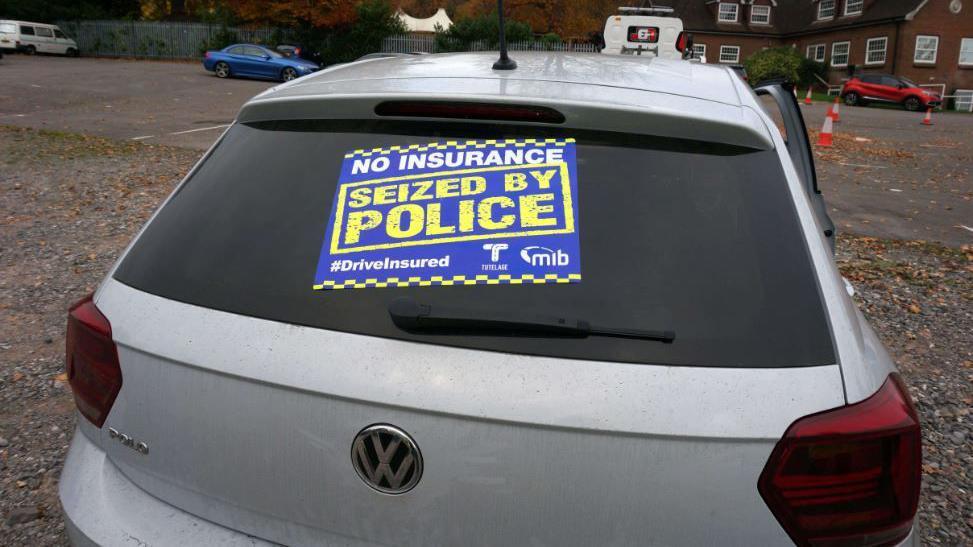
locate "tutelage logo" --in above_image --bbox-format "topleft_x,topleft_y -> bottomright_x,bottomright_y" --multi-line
520,246 -> 570,267
482,243 -> 508,262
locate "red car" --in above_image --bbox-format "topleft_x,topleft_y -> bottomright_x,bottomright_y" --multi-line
841,73 -> 941,111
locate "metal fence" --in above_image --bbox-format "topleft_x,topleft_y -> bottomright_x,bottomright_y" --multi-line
55,20 -> 283,59
382,34 -> 601,54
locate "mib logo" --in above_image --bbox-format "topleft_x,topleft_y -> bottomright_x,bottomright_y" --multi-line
520,246 -> 570,267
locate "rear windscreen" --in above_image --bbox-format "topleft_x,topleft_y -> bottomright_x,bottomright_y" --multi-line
114,120 -> 835,368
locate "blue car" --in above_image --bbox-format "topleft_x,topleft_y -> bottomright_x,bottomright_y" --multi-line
203,43 -> 319,82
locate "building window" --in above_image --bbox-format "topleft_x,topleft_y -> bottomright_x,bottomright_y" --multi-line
831,41 -> 850,67
865,37 -> 887,65
751,5 -> 771,24
959,38 -> 973,66
719,45 -> 741,63
818,0 -> 835,19
844,0 -> 863,16
807,44 -> 826,62
692,43 -> 707,59
718,3 -> 739,22
955,90 -> 973,112
914,35 -> 939,64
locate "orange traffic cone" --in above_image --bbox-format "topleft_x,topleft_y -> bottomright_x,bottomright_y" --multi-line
829,96 -> 841,122
804,87 -> 813,105
817,115 -> 834,147
921,107 -> 933,126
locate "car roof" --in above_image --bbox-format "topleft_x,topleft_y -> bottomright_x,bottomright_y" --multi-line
239,52 -> 774,150
263,52 -> 744,106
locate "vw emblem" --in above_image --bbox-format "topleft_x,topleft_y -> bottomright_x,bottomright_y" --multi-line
351,424 -> 422,494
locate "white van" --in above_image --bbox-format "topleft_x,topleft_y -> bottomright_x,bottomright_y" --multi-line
0,20 -> 78,56
601,7 -> 687,60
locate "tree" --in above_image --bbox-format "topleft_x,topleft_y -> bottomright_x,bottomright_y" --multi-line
434,10 -> 532,51
0,0 -> 140,22
451,0 -> 613,40
798,57 -> 828,88
334,0 -> 406,60
223,0 -> 357,29
743,46 -> 804,86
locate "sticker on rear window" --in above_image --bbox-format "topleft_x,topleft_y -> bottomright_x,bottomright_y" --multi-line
313,138 -> 581,290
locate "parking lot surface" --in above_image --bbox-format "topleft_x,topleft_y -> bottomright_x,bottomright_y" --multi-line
0,54 -> 273,150
804,100 -> 973,248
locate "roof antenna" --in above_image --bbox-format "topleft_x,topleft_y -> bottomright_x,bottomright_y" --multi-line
493,0 -> 517,70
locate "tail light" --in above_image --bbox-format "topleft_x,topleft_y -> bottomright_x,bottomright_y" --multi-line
204,51 -> 211,59
759,374 -> 921,547
65,294 -> 121,428
676,31 -> 693,54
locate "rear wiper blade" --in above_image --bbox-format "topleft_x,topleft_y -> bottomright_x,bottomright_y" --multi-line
388,297 -> 675,343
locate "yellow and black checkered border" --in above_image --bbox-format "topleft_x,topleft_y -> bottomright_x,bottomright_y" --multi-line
313,273 -> 581,290
343,138 -> 576,159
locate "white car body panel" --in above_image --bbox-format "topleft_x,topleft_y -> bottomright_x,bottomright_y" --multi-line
62,278 -> 846,546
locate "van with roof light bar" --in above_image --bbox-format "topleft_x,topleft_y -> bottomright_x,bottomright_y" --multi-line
601,6 -> 693,60
59,11 -> 920,546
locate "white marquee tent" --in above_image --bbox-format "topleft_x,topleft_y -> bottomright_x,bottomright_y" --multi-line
396,8 -> 453,33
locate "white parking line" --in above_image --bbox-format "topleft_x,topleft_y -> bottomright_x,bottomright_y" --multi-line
169,124 -> 230,135
130,124 -> 230,141
958,225 -> 973,234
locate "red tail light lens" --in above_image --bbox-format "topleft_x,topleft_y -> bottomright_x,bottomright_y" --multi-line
205,51 -> 211,59
65,294 -> 121,428
759,374 -> 921,547
375,101 -> 565,124
675,31 -> 693,53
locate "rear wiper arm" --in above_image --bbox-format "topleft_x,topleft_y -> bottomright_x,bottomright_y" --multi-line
388,297 -> 675,343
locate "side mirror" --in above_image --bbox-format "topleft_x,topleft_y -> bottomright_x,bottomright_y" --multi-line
262,55 -> 271,60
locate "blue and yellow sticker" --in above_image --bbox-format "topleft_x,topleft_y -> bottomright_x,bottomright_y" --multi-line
313,138 -> 581,290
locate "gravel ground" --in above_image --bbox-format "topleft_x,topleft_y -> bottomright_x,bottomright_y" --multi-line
1,125 -> 970,545
0,126 -> 196,545
836,235 -> 973,544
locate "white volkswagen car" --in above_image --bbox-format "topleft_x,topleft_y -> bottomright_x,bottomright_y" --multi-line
59,52 -> 921,546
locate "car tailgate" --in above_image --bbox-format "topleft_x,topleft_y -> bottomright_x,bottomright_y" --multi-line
78,278 -> 846,546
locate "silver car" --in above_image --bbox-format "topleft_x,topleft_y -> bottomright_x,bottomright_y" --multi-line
59,52 -> 921,546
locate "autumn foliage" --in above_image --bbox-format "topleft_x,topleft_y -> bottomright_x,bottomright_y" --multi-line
224,0 -> 358,27
219,0 -> 615,39
446,0 -> 618,39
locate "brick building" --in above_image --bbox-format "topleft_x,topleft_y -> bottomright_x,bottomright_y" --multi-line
670,0 -> 973,106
